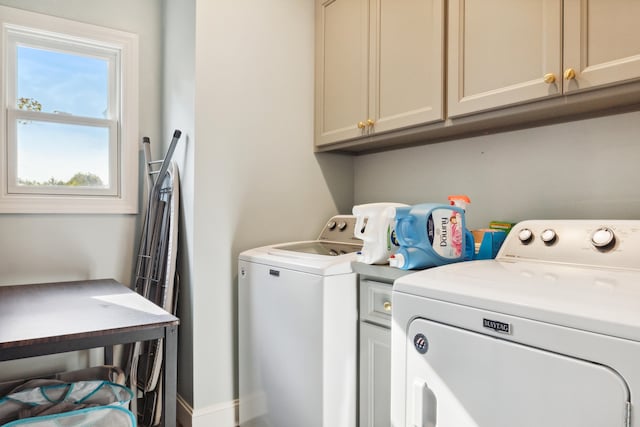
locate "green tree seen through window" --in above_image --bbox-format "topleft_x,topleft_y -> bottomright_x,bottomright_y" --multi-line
17,97 -> 42,112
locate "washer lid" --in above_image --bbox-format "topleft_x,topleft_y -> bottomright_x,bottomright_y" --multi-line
394,259 -> 640,341
273,241 -> 361,256
239,241 -> 359,275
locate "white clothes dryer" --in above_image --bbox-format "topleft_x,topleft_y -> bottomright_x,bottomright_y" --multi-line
238,215 -> 362,427
391,220 -> 640,427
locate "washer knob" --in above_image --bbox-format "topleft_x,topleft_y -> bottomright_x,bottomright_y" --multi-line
327,220 -> 337,230
518,228 -> 533,244
591,227 -> 615,248
337,221 -> 347,231
540,229 -> 557,244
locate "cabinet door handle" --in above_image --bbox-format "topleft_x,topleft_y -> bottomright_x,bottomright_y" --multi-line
543,73 -> 556,84
366,119 -> 375,127
564,68 -> 576,80
357,121 -> 366,129
383,301 -> 392,311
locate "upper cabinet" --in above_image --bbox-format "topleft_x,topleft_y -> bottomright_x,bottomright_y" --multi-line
448,0 -> 640,117
447,0 -> 562,117
315,0 -> 368,146
563,0 -> 640,94
315,0 -> 640,152
315,0 -> 444,147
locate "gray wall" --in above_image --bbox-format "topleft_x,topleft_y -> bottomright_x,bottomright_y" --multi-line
354,111 -> 640,228
0,0 -> 162,379
163,0 -> 353,423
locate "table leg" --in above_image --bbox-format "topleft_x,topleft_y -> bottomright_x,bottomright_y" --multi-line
163,325 -> 178,427
104,346 -> 114,365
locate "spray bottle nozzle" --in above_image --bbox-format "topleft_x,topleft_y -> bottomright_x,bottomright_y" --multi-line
448,194 -> 471,211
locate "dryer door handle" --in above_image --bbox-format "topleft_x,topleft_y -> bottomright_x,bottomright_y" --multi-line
413,379 -> 437,427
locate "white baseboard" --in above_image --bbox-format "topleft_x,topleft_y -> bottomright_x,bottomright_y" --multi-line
177,394 -> 238,427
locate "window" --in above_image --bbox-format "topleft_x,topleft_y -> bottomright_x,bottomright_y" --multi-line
0,6 -> 139,213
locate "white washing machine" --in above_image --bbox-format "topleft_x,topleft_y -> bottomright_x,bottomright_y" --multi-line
391,220 -> 640,427
238,215 -> 362,427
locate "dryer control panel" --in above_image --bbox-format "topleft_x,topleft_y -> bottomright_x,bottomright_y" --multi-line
498,219 -> 640,270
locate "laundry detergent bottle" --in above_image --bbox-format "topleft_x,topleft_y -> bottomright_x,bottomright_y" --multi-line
353,202 -> 409,264
389,200 -> 474,270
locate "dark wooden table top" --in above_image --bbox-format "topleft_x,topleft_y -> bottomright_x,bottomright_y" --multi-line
0,278 -> 179,350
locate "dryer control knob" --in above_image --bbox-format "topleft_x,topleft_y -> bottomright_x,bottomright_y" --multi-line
518,228 -> 533,244
540,229 -> 557,244
327,220 -> 337,230
337,221 -> 347,231
591,227 -> 615,248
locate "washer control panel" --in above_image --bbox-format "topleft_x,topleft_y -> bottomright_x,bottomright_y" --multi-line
498,220 -> 640,270
317,215 -> 362,244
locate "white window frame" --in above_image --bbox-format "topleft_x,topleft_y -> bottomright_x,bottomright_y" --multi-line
0,6 -> 139,214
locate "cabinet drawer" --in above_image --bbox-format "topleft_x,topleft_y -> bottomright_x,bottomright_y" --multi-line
360,279 -> 393,328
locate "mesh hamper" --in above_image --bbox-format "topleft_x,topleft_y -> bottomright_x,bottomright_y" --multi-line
0,366 -> 126,398
1,406 -> 135,427
0,380 -> 134,426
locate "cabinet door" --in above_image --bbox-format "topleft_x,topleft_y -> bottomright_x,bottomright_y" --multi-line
447,0 -> 562,117
369,0 -> 444,132
563,0 -> 640,93
315,0 -> 369,146
359,322 -> 391,427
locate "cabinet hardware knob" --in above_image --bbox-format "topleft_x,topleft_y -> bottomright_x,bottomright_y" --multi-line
357,121 -> 366,129
383,301 -> 391,311
564,68 -> 576,80
367,119 -> 375,126
543,73 -> 556,84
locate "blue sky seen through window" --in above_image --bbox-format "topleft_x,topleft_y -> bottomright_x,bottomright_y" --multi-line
17,122 -> 109,186
17,45 -> 109,117
15,45 -> 111,186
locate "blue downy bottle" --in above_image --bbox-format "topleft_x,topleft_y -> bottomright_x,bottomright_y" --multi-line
389,198 -> 474,270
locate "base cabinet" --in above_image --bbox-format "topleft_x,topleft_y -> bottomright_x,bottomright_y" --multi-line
355,264 -> 411,427
359,322 -> 391,427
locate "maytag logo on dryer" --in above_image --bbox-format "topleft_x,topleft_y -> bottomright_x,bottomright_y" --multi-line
483,318 -> 512,334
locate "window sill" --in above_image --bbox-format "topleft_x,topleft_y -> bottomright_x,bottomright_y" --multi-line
0,193 -> 138,214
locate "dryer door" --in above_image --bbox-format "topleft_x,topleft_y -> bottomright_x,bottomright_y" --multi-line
405,318 -> 630,427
